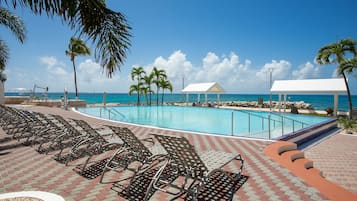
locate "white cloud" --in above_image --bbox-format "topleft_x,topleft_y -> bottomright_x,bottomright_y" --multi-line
256,60 -> 291,81
146,51 -> 258,93
194,52 -> 245,86
143,51 -> 194,90
292,62 -> 321,79
78,59 -> 101,83
40,56 -> 69,78
6,51 -> 337,94
75,59 -> 129,92
40,56 -> 58,67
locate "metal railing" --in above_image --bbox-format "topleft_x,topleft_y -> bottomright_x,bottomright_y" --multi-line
97,106 -> 309,140
99,107 -> 127,121
230,110 -> 309,139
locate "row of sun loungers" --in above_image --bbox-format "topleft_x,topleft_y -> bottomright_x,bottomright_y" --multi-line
0,104 -> 245,200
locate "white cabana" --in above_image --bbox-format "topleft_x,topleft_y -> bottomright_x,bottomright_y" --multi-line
182,82 -> 225,105
270,78 -> 347,116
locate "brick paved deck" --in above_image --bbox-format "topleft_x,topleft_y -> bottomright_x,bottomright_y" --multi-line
0,105 -> 347,200
304,133 -> 357,195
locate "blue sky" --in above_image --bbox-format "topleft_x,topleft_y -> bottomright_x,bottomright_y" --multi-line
2,0 -> 357,94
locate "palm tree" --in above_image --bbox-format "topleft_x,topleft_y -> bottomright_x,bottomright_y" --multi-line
0,7 -> 26,70
142,74 -> 154,105
130,66 -> 146,105
0,7 -> 26,104
129,82 -> 144,105
141,86 -> 154,105
316,38 -> 357,119
65,37 -> 90,100
159,78 -> 173,105
4,0 -> 131,77
151,67 -> 167,105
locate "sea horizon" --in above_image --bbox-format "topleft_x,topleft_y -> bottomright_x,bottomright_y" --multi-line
5,92 -> 357,111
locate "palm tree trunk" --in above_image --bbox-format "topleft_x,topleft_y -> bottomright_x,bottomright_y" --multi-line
149,89 -> 152,105
161,89 -> 164,105
156,86 -> 159,105
137,79 -> 140,106
0,81 -> 5,104
342,72 -> 353,119
72,59 -> 79,100
145,95 -> 148,105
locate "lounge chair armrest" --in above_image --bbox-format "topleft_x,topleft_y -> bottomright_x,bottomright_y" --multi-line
140,137 -> 155,146
71,138 -> 92,152
235,154 -> 244,174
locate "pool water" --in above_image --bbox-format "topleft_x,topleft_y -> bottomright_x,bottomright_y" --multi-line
77,106 -> 333,139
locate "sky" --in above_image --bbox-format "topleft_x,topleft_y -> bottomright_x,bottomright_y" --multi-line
2,0 -> 357,94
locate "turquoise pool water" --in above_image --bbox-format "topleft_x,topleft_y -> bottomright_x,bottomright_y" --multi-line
77,106 -> 333,139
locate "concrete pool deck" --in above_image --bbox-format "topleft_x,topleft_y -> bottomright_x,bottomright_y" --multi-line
0,105 -> 356,200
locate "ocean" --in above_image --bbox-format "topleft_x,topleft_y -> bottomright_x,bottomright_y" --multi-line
5,92 -> 357,111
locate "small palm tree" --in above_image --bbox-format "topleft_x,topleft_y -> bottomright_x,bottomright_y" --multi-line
0,7 -> 26,70
130,66 -> 146,105
151,67 -> 167,105
129,83 -> 144,105
142,74 -> 154,105
316,38 -> 357,119
65,37 -> 91,100
141,86 -> 154,105
159,78 -> 173,105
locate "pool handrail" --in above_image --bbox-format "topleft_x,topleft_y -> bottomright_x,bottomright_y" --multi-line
269,112 -> 308,127
232,109 -> 311,139
102,107 -> 127,121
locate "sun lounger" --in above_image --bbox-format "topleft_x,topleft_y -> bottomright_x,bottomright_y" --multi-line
100,126 -> 167,183
53,119 -> 122,166
35,115 -> 88,154
98,126 -> 175,200
147,133 -> 244,200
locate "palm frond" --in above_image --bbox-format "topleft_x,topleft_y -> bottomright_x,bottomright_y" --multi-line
0,7 -> 26,43
5,0 -> 131,77
69,0 -> 131,77
340,57 -> 357,74
0,40 -> 9,70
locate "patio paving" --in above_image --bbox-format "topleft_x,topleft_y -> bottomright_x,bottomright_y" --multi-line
0,105 -> 352,200
304,132 -> 357,195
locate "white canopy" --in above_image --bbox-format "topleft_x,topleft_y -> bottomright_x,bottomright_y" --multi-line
270,78 -> 347,116
182,82 -> 224,105
271,78 -> 347,94
182,82 -> 225,93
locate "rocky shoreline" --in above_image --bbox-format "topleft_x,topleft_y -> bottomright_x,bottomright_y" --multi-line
220,101 -> 313,110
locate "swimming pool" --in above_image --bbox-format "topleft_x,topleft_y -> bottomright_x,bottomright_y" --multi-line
76,106 -> 334,139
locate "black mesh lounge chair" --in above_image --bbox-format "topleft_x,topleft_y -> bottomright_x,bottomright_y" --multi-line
0,107 -> 61,144
184,169 -> 248,201
99,126 -> 167,183
147,134 -> 244,200
99,126 -> 175,200
53,119 -> 122,165
2,109 -> 45,138
22,113 -> 69,146
35,115 -> 88,154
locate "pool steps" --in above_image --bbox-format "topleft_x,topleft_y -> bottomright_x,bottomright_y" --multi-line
276,118 -> 338,146
264,141 -> 357,201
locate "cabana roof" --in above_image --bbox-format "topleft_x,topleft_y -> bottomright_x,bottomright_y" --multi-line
271,78 -> 347,94
182,82 -> 225,94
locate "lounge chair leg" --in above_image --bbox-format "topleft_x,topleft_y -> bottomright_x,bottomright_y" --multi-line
99,166 -> 108,184
81,155 -> 93,173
